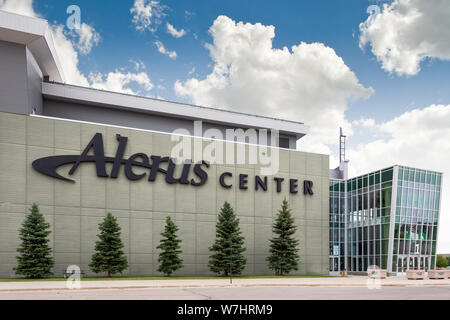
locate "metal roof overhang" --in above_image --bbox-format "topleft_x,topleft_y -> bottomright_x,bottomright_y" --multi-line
0,10 -> 65,82
42,81 -> 309,139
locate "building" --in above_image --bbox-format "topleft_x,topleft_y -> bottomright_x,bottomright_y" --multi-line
329,165 -> 442,275
0,11 -> 443,278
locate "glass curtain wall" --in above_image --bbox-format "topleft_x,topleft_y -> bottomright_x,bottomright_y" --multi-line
328,165 -> 442,274
345,168 -> 393,272
329,179 -> 345,273
394,166 -> 442,273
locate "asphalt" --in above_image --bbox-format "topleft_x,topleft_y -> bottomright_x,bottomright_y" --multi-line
0,276 -> 449,299
1,285 -> 450,300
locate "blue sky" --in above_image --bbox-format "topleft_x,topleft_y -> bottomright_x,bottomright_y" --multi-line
33,0 -> 450,126
2,0 -> 450,252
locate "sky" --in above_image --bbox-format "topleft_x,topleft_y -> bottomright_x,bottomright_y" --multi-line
0,0 -> 449,252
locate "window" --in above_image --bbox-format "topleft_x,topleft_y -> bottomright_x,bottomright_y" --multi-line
279,137 -> 290,148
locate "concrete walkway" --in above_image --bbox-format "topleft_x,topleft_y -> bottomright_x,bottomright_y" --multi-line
0,276 -> 449,292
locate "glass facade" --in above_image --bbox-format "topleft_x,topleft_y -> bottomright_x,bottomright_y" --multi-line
329,165 -> 442,274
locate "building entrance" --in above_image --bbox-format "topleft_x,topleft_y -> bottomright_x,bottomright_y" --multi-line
397,256 -> 430,273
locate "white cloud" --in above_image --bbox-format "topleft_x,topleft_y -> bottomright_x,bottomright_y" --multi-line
166,23 -> 186,38
154,40 -> 177,59
89,71 -> 153,95
130,0 -> 165,32
51,24 -> 89,86
175,15 -> 373,154
359,0 -> 450,76
0,0 -> 37,17
0,0 -> 153,95
352,117 -> 376,129
72,23 -> 101,55
185,10 -> 195,21
348,104 -> 450,252
129,59 -> 146,71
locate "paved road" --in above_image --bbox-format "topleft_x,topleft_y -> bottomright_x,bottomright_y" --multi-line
1,285 -> 450,300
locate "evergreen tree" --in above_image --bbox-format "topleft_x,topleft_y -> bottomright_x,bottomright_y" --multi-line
157,216 -> 183,276
209,202 -> 246,276
89,213 -> 128,277
14,203 -> 54,278
266,198 -> 300,275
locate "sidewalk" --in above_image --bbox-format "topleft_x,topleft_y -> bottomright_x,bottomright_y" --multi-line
1,276 -> 449,292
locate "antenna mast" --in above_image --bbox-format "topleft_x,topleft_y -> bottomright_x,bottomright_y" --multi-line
339,127 -> 346,164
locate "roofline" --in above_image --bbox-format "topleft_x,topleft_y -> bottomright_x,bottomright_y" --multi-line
42,81 -> 310,138
331,164 -> 443,181
0,10 -> 65,82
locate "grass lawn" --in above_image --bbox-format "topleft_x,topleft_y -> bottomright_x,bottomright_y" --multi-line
0,275 -> 335,282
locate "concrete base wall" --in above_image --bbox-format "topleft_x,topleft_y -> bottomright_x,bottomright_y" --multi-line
0,112 -> 330,278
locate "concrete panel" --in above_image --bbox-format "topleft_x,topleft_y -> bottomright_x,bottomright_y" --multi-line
236,168 -> 255,216
175,182 -> 197,213
130,210 -> 152,220
152,173 -> 176,212
54,120 -> 80,151
80,215 -> 105,253
240,223 -> 255,254
196,221 -> 216,255
0,143 -> 26,204
129,129 -> 153,156
0,112 -> 26,145
254,180 -> 273,217
306,153 -> 323,177
216,169 -> 236,209
130,253 -> 152,264
152,219 -> 166,252
196,165 -> 217,214
54,149 -> 81,207
290,151 -> 306,174
106,177 -> 130,210
0,212 -> 25,252
178,220 -> 196,255
80,162 -> 106,209
54,215 -> 80,253
130,218 -> 152,254
27,116 -> 54,148
26,146 -> 54,206
130,178 -> 153,211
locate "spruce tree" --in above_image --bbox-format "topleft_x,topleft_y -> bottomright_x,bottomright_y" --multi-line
89,213 -> 128,277
266,198 -> 300,275
209,201 -> 246,276
14,203 -> 54,278
157,216 -> 183,276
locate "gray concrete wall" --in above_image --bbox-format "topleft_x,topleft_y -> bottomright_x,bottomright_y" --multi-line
0,111 -> 329,278
0,41 -> 29,115
0,41 -> 43,116
26,48 -> 43,115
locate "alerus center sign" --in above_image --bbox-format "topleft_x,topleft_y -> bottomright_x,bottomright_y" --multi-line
32,133 -> 314,196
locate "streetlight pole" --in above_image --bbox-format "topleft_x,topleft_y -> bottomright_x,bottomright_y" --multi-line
229,239 -> 232,285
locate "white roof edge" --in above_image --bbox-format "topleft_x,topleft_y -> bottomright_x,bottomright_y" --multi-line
0,10 -> 65,82
42,81 -> 310,137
